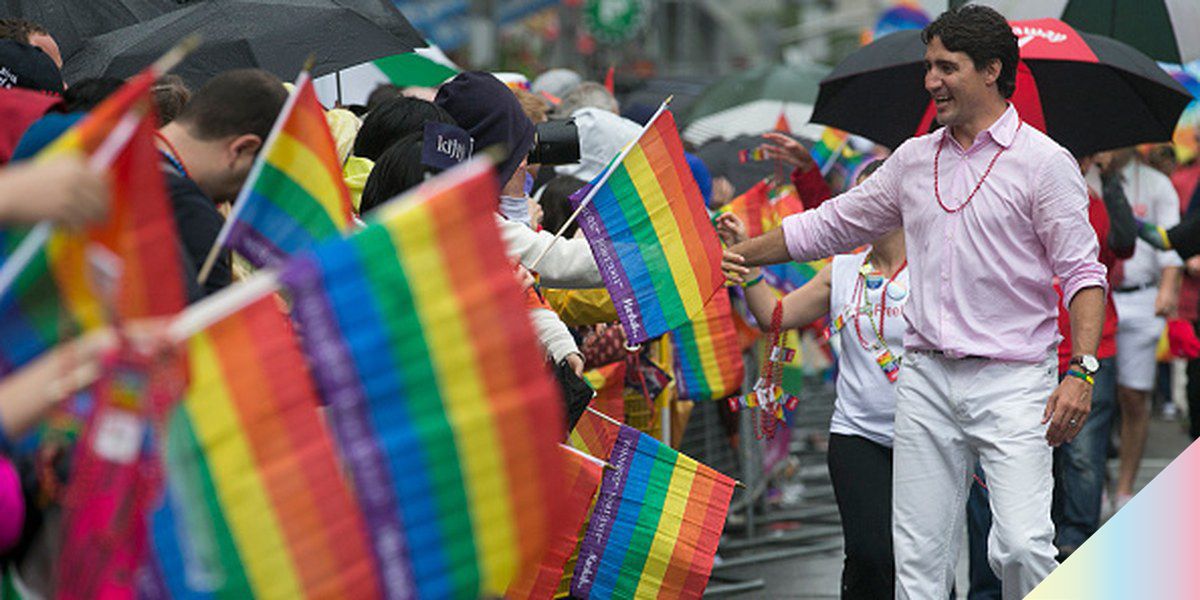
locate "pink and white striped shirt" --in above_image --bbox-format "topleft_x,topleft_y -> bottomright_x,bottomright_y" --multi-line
782,105 -> 1106,362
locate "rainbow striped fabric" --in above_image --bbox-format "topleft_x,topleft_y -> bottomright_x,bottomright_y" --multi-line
507,446 -> 605,600
670,288 -> 744,401
571,106 -> 724,345
0,71 -> 184,374
224,71 -> 355,268
571,425 -> 736,599
144,295 -> 379,599
280,159 -> 565,599
570,409 -> 623,461
583,362 -> 628,421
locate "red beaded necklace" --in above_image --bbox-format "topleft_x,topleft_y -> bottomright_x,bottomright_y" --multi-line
933,121 -> 1021,213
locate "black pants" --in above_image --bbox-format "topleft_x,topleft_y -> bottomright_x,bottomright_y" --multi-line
827,433 -> 894,600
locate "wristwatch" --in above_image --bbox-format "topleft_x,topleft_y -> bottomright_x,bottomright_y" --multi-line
1070,355 -> 1100,376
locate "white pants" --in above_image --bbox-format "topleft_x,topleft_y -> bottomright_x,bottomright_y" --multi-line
1113,287 -> 1163,391
893,351 -> 1058,600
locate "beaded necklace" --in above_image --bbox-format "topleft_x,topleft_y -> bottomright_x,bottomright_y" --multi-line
933,121 -> 1022,213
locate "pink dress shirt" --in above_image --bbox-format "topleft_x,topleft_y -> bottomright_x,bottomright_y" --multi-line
781,105 -> 1107,362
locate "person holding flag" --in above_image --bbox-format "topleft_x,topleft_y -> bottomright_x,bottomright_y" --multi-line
723,6 -> 1106,598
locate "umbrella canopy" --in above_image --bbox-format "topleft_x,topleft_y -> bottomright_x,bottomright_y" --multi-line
1162,61 -> 1200,162
681,64 -> 829,145
61,0 -> 424,88
1,0 -> 170,59
978,0 -> 1200,64
811,19 -> 1193,157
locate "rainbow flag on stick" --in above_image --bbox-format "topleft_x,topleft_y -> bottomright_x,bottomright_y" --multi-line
0,68 -> 186,375
570,407 -> 624,460
670,288 -> 744,401
583,361 -> 628,421
507,445 -> 606,600
570,103 -> 725,345
281,159 -> 565,598
144,295 -> 379,599
571,425 -> 736,599
202,69 -> 354,278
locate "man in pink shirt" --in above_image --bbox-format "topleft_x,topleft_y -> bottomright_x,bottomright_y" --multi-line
724,6 -> 1106,599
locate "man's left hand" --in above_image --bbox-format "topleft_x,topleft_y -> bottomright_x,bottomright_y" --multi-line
1043,376 -> 1092,446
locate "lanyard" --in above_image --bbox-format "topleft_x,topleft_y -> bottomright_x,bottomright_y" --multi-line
851,255 -> 906,353
154,132 -> 190,179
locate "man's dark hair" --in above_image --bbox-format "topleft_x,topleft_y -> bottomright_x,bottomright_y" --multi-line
922,5 -> 1018,99
0,18 -> 48,43
353,96 -> 456,161
173,69 -> 286,141
366,83 -> 400,113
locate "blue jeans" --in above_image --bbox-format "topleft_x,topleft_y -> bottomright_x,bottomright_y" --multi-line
1051,357 -> 1118,549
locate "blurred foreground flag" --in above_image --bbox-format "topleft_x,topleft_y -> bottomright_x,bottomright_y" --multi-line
570,104 -> 725,345
0,69 -> 185,374
281,159 -> 566,598
144,295 -> 378,598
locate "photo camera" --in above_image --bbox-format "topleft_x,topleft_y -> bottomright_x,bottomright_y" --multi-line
528,119 -> 581,166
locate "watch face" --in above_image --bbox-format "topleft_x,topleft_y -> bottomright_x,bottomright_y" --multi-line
1081,356 -> 1100,373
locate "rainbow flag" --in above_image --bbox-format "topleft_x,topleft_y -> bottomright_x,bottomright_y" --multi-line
571,105 -> 725,345
571,425 -> 736,599
0,71 -> 185,374
280,159 -> 565,598
584,362 -> 629,420
220,71 -> 355,269
143,295 -> 379,599
670,288 -> 744,401
1162,61 -> 1199,163
507,446 -> 605,600
570,408 -> 623,460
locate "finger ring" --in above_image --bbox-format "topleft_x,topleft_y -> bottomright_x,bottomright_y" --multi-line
1069,418 -> 1078,426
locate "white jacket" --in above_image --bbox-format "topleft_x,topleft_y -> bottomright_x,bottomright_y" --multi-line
498,217 -> 603,289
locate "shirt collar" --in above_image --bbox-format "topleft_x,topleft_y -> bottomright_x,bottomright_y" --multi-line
940,103 -> 1021,150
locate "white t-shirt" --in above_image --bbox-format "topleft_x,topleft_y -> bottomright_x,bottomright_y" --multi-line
1119,161 -> 1183,287
828,252 -> 909,447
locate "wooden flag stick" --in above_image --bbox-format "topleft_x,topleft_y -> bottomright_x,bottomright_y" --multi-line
151,35 -> 200,76
559,443 -> 612,469
525,95 -> 674,273
168,270 -> 280,343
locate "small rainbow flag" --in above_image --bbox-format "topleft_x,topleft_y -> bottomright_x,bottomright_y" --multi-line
719,181 -> 769,238
0,70 -> 185,374
584,361 -> 628,421
571,104 -> 725,345
670,288 -> 744,401
143,295 -> 379,599
571,425 -> 736,599
281,159 -> 565,598
507,446 -> 606,600
217,71 -> 355,270
570,408 -> 623,460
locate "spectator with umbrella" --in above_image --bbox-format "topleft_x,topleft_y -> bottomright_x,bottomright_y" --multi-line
722,6 -> 1107,598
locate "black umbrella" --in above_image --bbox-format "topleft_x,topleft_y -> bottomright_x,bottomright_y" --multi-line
61,0 -> 425,88
1,0 -> 171,59
811,19 -> 1193,157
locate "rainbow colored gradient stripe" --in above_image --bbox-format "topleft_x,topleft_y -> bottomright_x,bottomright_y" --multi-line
226,72 -> 354,268
281,160 -> 565,598
670,288 -> 744,401
572,425 -> 735,599
571,107 -> 724,344
144,296 -> 378,598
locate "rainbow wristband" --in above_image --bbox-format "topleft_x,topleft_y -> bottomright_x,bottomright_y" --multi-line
1066,369 -> 1094,386
742,273 -> 765,288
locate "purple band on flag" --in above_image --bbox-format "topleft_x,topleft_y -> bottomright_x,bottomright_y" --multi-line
281,257 -> 415,600
228,220 -> 288,270
569,187 -> 648,343
571,425 -> 639,597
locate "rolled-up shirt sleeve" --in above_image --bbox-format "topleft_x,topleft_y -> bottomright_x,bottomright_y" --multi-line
1034,148 -> 1108,305
780,144 -> 905,262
